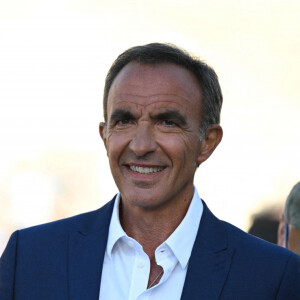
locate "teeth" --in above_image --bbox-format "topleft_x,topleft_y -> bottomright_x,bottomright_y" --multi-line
130,165 -> 164,174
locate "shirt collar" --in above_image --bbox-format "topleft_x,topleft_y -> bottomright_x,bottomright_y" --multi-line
164,187 -> 203,269
106,193 -> 126,258
106,187 -> 203,267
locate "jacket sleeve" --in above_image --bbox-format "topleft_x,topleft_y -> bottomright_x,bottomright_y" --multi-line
276,252 -> 300,300
0,231 -> 18,300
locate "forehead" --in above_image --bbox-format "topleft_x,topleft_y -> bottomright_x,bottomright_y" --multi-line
107,62 -> 202,114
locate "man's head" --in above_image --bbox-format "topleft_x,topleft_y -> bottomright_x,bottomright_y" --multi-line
100,43 -> 223,213
278,182 -> 300,255
103,43 -> 223,137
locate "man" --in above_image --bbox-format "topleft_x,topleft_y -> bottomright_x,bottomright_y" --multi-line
278,182 -> 300,255
0,43 -> 299,299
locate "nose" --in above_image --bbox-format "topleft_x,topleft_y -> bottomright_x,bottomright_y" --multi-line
129,123 -> 156,157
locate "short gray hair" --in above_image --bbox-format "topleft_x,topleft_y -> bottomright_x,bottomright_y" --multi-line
284,182 -> 300,231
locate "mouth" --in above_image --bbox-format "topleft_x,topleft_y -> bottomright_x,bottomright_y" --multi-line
128,165 -> 165,174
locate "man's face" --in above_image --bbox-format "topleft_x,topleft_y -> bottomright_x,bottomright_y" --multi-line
288,225 -> 300,255
277,216 -> 300,255
100,62 -> 216,212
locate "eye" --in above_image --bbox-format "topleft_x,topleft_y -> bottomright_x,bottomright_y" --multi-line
161,120 -> 177,127
116,119 -> 132,126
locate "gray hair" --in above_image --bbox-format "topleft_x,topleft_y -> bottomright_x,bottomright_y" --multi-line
284,182 -> 300,231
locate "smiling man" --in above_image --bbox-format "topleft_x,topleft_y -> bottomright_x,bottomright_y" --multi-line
0,43 -> 299,300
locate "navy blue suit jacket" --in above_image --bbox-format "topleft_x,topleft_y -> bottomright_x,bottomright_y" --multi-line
0,197 -> 299,299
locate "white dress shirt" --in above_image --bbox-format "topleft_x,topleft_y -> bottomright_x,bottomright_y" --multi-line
99,188 -> 203,300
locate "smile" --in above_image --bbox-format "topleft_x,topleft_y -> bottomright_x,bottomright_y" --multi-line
129,165 -> 165,174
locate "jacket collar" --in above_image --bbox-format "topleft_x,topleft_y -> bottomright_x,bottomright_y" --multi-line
68,196 -> 116,300
67,197 -> 234,300
181,200 -> 234,300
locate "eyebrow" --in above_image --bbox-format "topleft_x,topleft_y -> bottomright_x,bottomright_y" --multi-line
151,110 -> 187,126
109,109 -> 136,123
109,108 -> 187,126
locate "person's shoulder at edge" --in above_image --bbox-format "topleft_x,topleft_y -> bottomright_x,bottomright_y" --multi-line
219,218 -> 300,298
202,200 -> 299,276
202,200 -> 298,261
220,216 -> 300,269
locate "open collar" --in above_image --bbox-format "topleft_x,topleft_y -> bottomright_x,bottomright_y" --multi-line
66,195 -> 234,300
165,188 -> 203,269
106,193 -> 127,258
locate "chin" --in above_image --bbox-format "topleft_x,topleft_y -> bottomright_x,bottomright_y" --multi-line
122,190 -> 168,210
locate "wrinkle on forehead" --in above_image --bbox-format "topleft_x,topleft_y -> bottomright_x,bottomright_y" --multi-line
108,62 -> 202,101
110,89 -> 202,106
110,98 -> 187,109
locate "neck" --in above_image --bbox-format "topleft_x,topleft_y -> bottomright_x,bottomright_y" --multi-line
119,194 -> 193,258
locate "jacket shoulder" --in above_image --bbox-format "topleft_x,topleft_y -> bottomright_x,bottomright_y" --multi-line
221,219 -> 300,298
222,219 -> 293,258
16,197 -> 115,240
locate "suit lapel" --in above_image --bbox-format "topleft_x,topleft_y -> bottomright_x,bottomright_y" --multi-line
181,202 -> 234,300
67,197 -> 234,299
68,198 -> 115,300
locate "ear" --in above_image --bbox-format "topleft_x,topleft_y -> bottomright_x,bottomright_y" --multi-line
99,122 -> 107,149
277,215 -> 286,247
197,125 -> 223,165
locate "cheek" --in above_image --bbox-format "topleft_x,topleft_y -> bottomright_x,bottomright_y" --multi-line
106,133 -> 129,160
288,229 -> 300,254
156,134 -> 200,164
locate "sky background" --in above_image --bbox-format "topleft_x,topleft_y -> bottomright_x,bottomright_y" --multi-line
0,0 -> 299,253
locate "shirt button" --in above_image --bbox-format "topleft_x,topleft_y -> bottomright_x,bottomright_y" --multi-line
137,261 -> 144,268
127,241 -> 134,247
